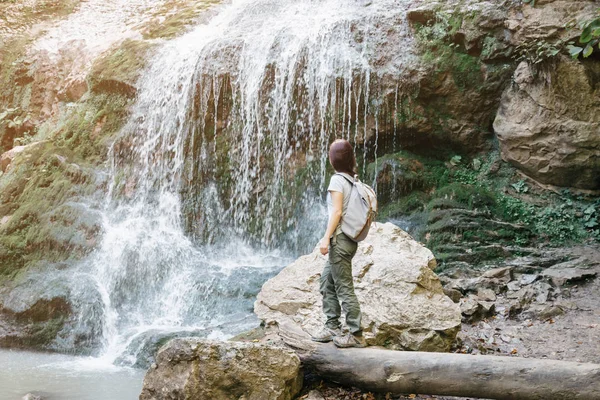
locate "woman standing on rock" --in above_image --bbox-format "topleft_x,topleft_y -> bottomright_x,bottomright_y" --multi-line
311,139 -> 366,348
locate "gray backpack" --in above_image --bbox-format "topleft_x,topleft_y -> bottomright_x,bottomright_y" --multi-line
336,173 -> 378,242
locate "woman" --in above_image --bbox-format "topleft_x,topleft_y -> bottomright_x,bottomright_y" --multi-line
311,139 -> 366,348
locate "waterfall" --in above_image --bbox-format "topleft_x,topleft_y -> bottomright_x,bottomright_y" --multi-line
69,0 -> 417,365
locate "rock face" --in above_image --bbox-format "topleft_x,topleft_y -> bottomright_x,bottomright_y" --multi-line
505,0 -> 595,45
139,338 -> 302,400
401,0 -> 514,155
255,223 -> 461,352
494,58 -> 600,190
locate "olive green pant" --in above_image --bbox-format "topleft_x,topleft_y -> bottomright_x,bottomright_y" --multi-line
319,232 -> 362,334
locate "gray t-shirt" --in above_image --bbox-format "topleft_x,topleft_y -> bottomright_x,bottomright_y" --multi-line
327,173 -> 353,223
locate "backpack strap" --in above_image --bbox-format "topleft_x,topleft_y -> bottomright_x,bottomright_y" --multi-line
335,172 -> 357,186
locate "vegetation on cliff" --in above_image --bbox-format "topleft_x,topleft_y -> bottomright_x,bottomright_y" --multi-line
369,149 -> 599,271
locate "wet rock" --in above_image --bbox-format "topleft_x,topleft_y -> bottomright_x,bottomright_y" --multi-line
88,39 -> 154,98
369,155 -> 426,204
255,223 -> 461,352
0,293 -> 72,351
0,141 -> 47,172
494,58 -> 600,190
406,6 -> 436,25
139,338 -> 302,400
57,77 -> 88,102
114,328 -> 210,369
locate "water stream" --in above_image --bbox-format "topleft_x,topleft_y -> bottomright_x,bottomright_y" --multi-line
0,349 -> 145,400
4,0 -> 418,396
62,0 -> 417,367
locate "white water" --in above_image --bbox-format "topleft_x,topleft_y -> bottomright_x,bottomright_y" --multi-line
68,0 -> 417,366
7,0 -> 418,372
34,0 -> 168,59
0,349 -> 145,400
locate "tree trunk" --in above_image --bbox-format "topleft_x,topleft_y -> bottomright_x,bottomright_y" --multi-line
278,322 -> 600,400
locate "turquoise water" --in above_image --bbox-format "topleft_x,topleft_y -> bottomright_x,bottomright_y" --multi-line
0,349 -> 145,400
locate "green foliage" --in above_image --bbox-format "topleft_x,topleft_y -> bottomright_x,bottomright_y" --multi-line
510,180 -> 528,194
515,40 -> 561,65
0,142 -> 93,278
378,191 -> 429,219
533,201 -> 584,242
55,93 -> 130,162
567,10 -> 600,59
520,2 -> 600,61
433,183 -> 497,211
414,13 -> 483,92
377,149 -> 600,250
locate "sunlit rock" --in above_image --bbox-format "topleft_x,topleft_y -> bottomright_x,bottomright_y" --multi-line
139,338 -> 302,400
494,58 -> 600,190
255,222 -> 461,352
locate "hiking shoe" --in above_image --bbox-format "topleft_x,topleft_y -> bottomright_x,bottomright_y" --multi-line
333,333 -> 367,348
311,327 -> 341,342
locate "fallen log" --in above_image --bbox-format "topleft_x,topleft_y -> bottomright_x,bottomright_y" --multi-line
278,322 -> 600,400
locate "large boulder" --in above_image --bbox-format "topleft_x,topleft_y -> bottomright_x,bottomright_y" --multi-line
494,58 -> 600,190
139,338 -> 303,400
254,223 -> 461,352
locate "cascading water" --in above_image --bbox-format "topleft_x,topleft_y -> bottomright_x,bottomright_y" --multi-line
69,0 -> 417,366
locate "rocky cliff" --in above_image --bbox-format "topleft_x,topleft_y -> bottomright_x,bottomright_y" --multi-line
0,0 -> 598,359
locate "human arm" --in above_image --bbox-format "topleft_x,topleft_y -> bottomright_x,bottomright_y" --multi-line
319,190 -> 343,255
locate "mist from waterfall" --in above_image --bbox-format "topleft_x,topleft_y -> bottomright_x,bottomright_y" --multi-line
68,0 -> 416,365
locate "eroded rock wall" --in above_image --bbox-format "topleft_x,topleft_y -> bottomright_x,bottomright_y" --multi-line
494,58 -> 600,190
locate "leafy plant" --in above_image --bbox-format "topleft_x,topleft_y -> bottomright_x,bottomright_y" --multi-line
449,155 -> 462,166
583,205 -> 598,228
515,40 -> 561,64
567,12 -> 600,59
511,180 -> 529,194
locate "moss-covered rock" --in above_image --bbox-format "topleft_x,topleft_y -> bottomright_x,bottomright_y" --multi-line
141,0 -> 221,40
0,141 -> 98,280
88,40 -> 156,97
0,296 -> 72,350
370,150 -> 599,271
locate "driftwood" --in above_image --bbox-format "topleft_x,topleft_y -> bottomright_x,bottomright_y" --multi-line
278,322 -> 600,400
